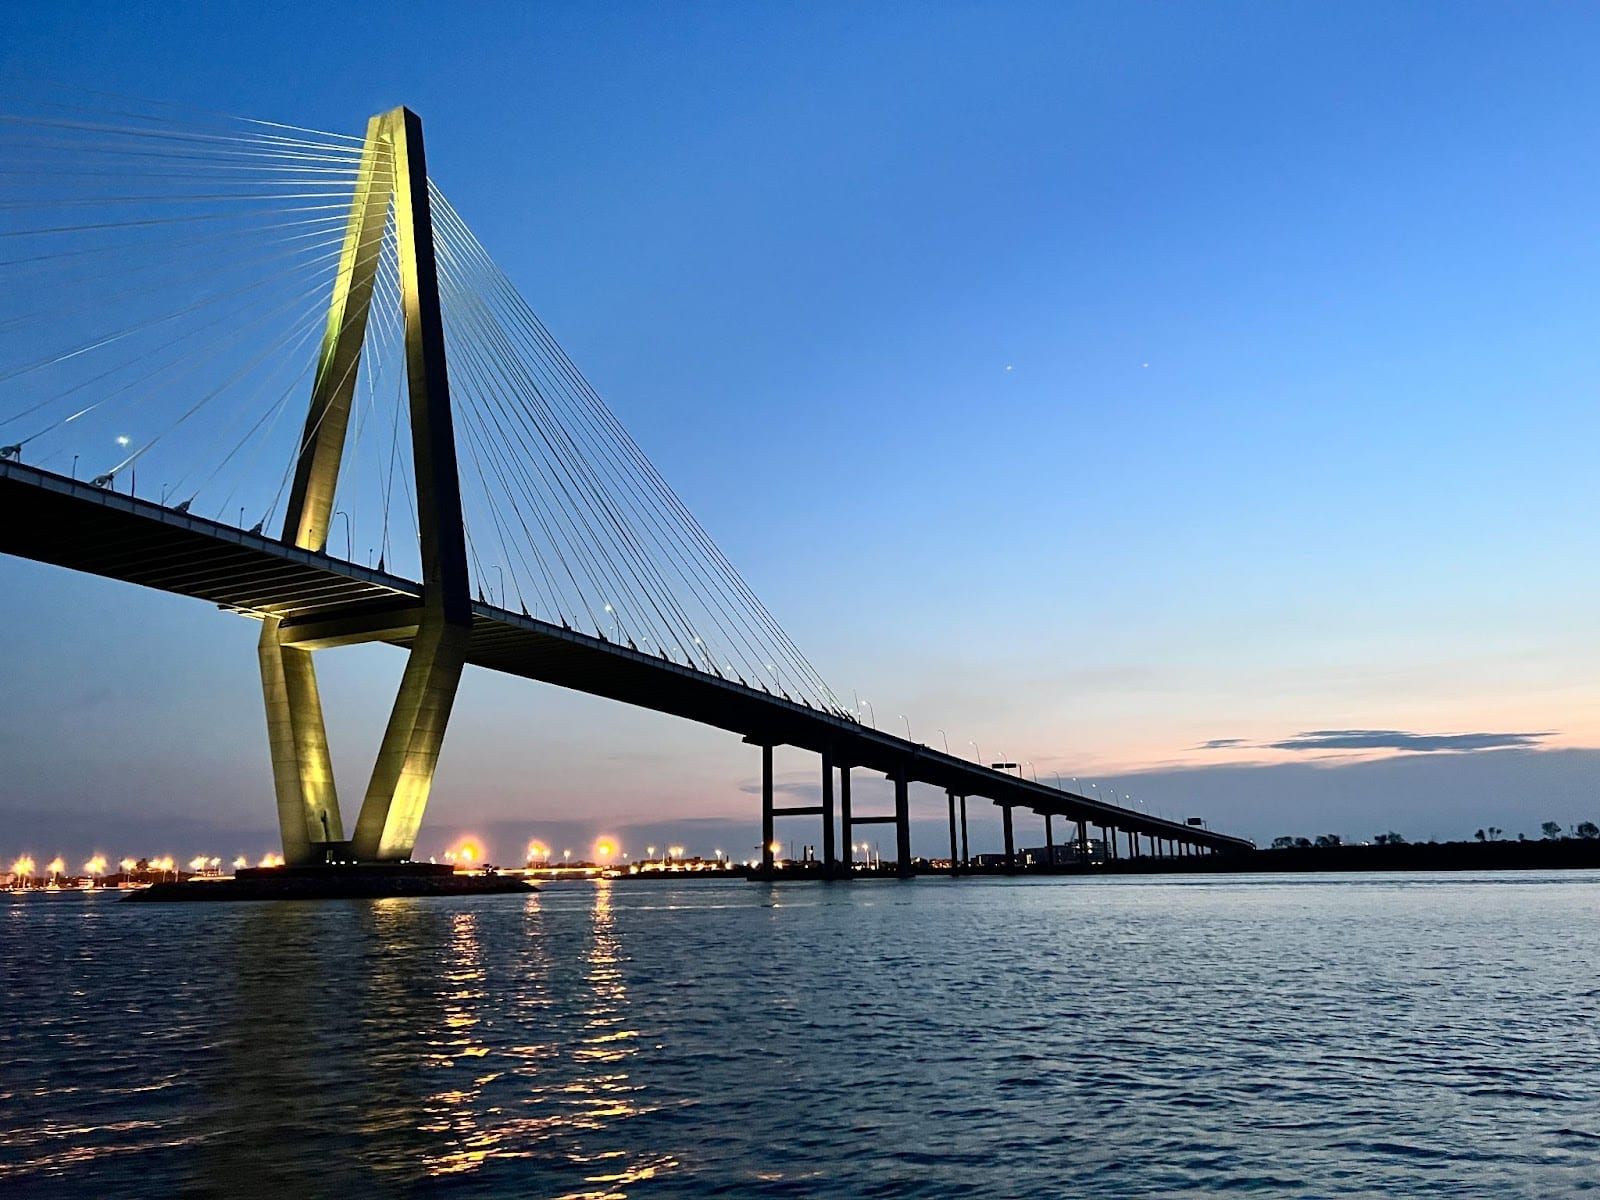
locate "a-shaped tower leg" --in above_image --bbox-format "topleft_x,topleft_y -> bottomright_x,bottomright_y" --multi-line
260,106 -> 471,865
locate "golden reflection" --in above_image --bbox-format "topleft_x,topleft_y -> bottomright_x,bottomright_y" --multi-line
471,879 -> 672,1195
421,910 -> 502,1177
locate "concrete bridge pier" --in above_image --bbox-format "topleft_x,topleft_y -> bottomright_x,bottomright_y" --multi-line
946,790 -> 959,876
839,764 -> 853,871
1002,804 -> 1016,870
893,769 -> 911,878
820,746 -> 836,874
1044,813 -> 1055,866
960,795 -> 970,867
760,743 -> 775,876
1078,818 -> 1089,862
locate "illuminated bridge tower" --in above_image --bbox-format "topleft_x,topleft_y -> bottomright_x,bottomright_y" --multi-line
260,107 -> 470,866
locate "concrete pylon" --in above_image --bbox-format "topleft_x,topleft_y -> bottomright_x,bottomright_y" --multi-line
260,107 -> 470,865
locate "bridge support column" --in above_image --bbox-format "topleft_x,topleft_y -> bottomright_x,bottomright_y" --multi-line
821,747 -> 836,874
946,790 -> 959,876
258,619 -> 344,865
1002,805 -> 1015,870
894,770 -> 912,878
959,795 -> 970,866
1044,813 -> 1055,867
262,106 -> 472,866
839,765 -> 852,872
1077,818 -> 1088,863
349,615 -> 469,861
760,743 -> 775,876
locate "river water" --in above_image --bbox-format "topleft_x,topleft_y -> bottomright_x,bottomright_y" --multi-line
1,872 -> 1597,1197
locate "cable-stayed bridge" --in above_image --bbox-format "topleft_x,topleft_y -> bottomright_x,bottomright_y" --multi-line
0,92 -> 1253,873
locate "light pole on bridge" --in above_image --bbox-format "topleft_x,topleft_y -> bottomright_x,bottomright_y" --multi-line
333,509 -> 351,561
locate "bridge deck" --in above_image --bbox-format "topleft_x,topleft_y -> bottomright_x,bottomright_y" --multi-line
0,460 -> 1253,852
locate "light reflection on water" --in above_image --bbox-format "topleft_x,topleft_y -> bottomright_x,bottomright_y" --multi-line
1,873 -> 1599,1197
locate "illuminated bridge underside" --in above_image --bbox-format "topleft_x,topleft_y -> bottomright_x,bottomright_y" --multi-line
0,460 -> 1253,854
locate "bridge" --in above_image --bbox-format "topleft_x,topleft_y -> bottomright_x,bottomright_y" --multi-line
0,93 -> 1253,874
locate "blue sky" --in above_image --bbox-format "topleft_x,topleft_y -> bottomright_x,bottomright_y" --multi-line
3,1 -> 1600,863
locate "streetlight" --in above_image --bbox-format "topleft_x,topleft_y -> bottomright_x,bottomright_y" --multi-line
493,565 -> 505,607
860,698 -> 876,729
969,740 -> 981,764
937,729 -> 950,755
115,435 -> 134,495
899,713 -> 912,742
332,510 -> 351,561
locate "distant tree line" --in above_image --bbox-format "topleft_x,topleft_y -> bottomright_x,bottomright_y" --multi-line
1269,822 -> 1599,849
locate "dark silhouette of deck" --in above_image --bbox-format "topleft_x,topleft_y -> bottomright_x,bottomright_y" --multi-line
0,457 -> 1255,860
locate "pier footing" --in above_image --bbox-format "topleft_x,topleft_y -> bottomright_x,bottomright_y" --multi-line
124,862 -> 535,903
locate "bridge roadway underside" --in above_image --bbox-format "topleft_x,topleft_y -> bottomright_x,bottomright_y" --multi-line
0,461 -> 1254,854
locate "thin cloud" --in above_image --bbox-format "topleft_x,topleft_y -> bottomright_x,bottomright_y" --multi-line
1197,738 -> 1247,750
737,779 -> 817,799
1268,729 -> 1555,754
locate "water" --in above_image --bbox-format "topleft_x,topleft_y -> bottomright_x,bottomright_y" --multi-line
2,873 -> 1598,1197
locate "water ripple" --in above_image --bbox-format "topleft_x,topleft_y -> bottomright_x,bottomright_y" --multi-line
1,873 -> 1599,1196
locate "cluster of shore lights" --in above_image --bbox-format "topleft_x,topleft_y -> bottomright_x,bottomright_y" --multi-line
5,851 -> 288,887
439,837 -> 625,869
434,837 -> 739,871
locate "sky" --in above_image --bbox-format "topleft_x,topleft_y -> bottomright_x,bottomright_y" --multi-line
2,1 -> 1600,864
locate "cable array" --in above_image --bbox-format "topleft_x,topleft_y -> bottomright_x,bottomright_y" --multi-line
431,186 -> 843,713
0,87 -> 847,715
0,87 -> 365,530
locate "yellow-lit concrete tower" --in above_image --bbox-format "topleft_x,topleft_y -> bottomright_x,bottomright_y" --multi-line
261,107 -> 471,865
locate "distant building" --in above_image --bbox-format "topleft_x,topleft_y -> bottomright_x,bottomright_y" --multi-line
1020,840 -> 1107,866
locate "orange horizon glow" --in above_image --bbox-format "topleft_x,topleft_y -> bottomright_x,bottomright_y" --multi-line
445,838 -> 483,866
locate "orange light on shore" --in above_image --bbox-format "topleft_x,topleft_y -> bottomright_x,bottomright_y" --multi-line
447,839 -> 483,866
46,857 -> 66,877
257,853 -> 284,868
11,855 -> 34,878
527,841 -> 549,862
594,838 -> 617,860
232,856 -> 248,870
